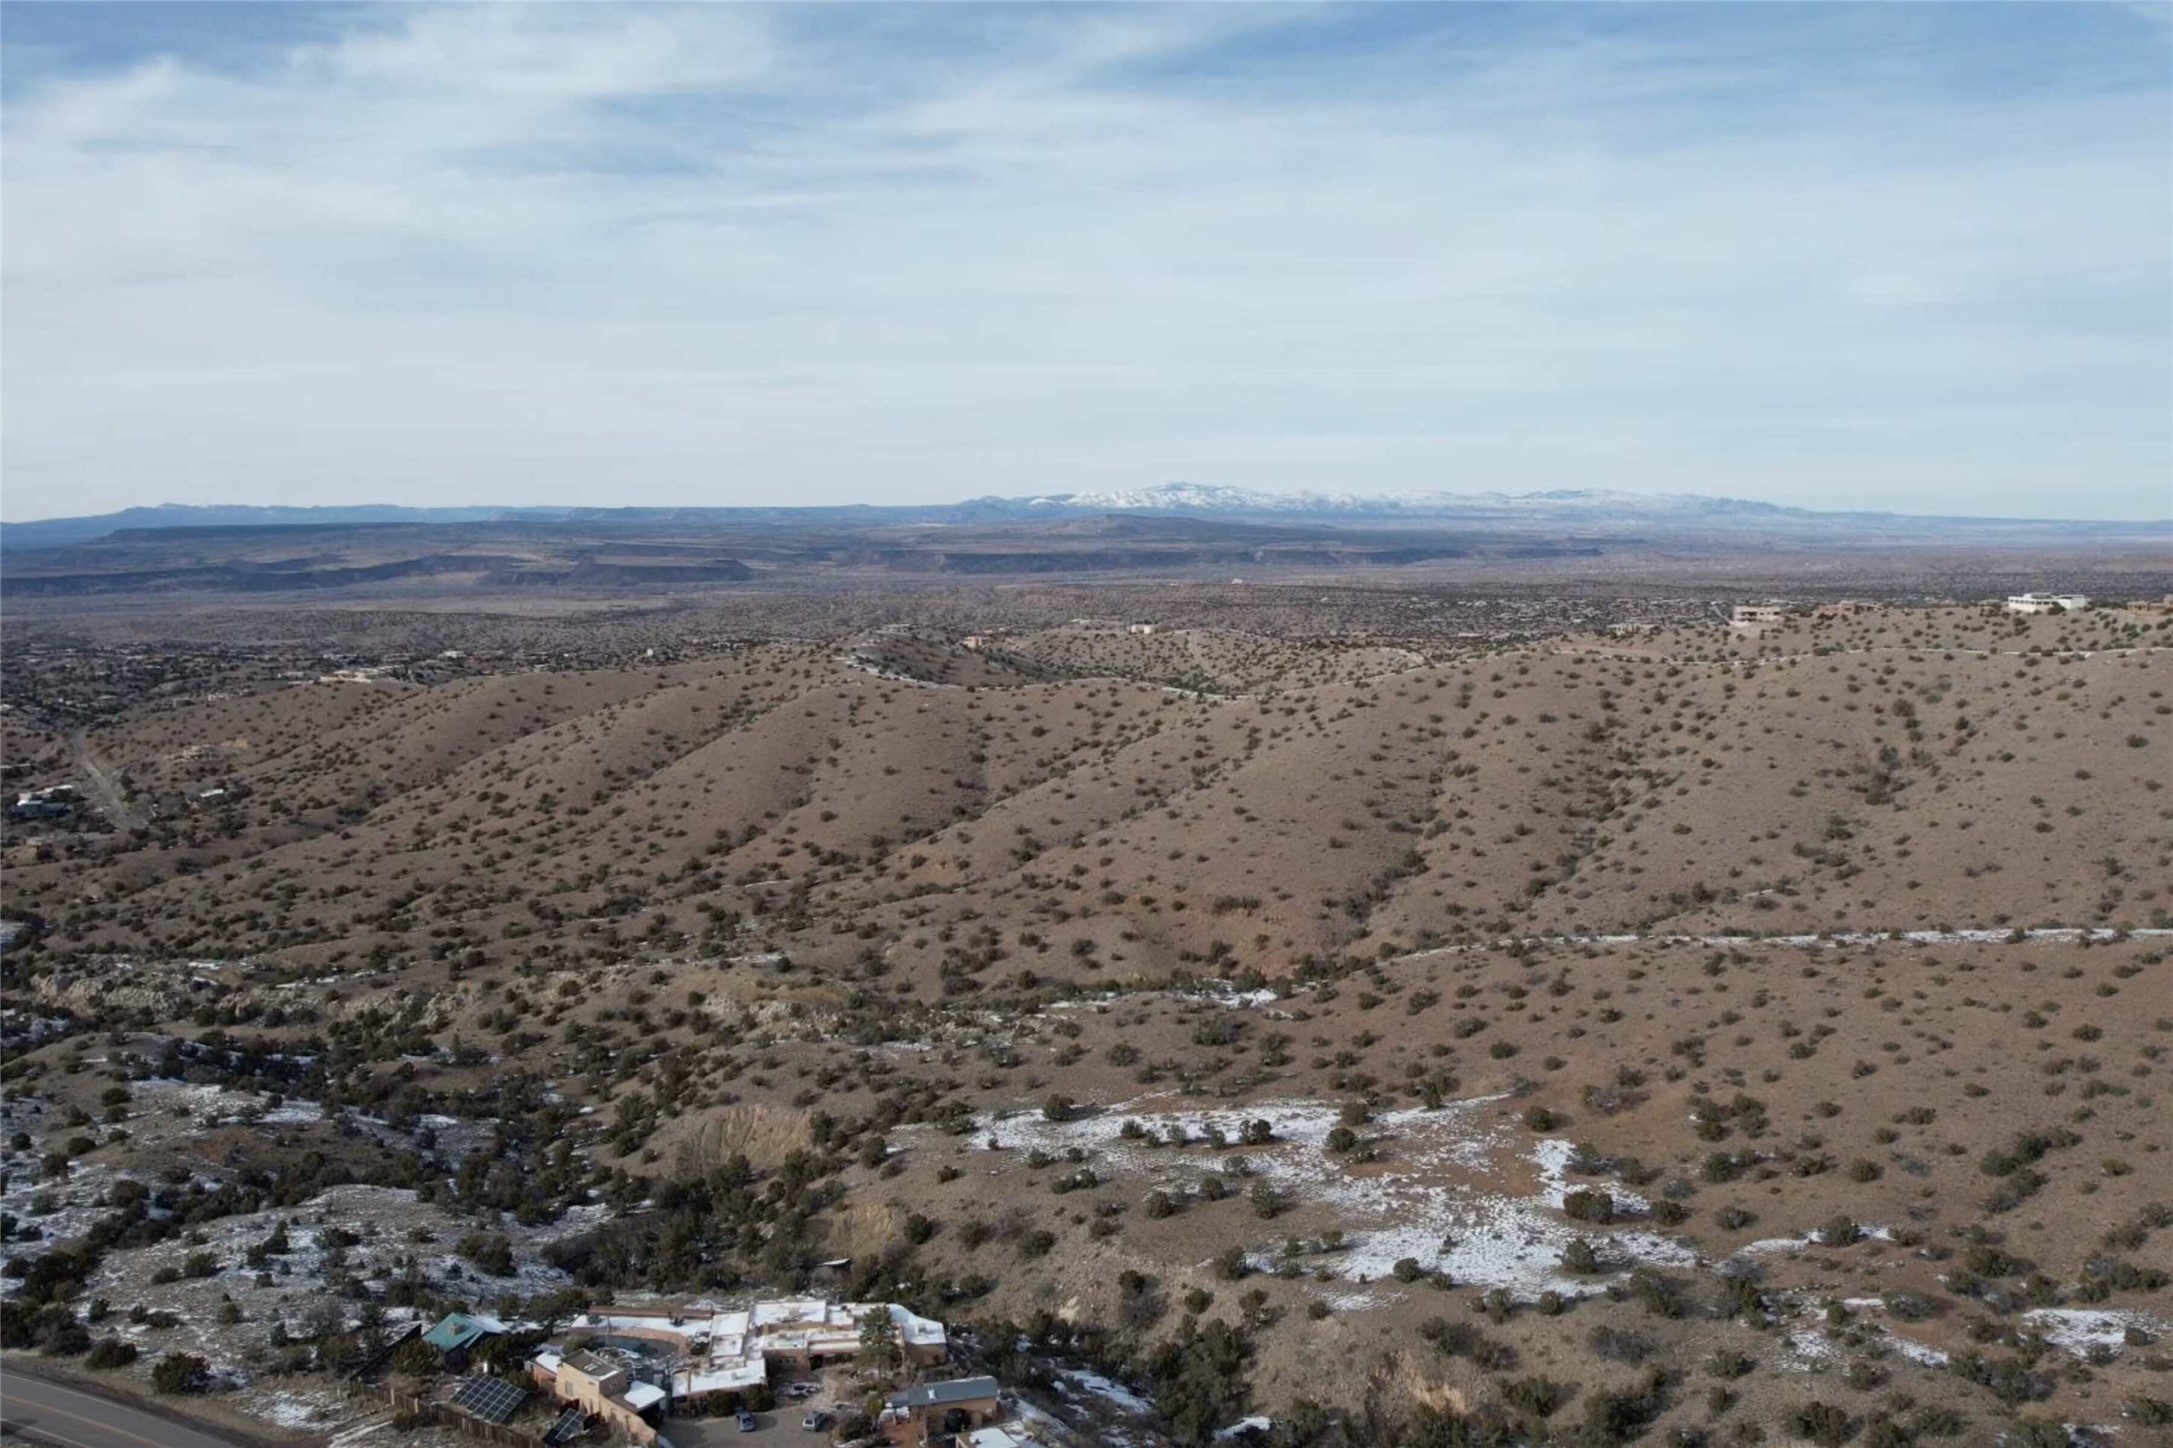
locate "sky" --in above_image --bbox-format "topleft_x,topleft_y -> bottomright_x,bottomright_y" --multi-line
3,3 -> 2169,522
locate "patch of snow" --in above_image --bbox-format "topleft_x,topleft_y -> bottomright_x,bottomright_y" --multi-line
1056,1367 -> 1154,1416
2026,1307 -> 2160,1355
1887,1333 -> 1949,1368
959,1096 -> 1696,1298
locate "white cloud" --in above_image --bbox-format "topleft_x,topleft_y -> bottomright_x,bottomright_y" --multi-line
2,4 -> 2167,519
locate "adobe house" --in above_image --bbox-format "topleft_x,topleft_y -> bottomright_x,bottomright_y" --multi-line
531,1348 -> 668,1446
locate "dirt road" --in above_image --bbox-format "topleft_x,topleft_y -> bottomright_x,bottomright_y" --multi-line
66,729 -> 145,830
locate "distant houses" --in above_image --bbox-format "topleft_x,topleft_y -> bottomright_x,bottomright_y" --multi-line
7,787 -> 77,823
1728,603 -> 1786,627
2005,592 -> 2089,614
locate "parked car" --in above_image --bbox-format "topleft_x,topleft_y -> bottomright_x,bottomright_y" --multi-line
785,1382 -> 819,1399
801,1410 -> 831,1431
737,1410 -> 759,1432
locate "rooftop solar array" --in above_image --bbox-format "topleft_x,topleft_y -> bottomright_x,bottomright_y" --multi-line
544,1406 -> 586,1445
451,1374 -> 528,1425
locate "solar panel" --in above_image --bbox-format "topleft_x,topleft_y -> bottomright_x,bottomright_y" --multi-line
544,1406 -> 586,1445
451,1375 -> 528,1425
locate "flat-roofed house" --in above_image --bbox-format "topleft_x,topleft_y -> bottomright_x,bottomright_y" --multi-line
881,1376 -> 1003,1444
2006,593 -> 2089,614
530,1349 -> 666,1446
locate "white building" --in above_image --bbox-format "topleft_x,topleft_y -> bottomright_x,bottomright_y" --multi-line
2005,593 -> 2089,614
544,1300 -> 948,1403
1730,604 -> 1786,627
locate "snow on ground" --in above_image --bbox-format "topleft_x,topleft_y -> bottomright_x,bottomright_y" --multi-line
966,1095 -> 1696,1298
245,1382 -> 374,1433
0,1158 -> 135,1265
1887,1333 -> 1950,1368
1059,1368 -> 1155,1416
1039,1368 -> 1159,1447
1785,1327 -> 1844,1366
1734,1224 -> 1896,1259
135,1078 -> 326,1127
1049,986 -> 1281,1014
2026,1307 -> 2164,1355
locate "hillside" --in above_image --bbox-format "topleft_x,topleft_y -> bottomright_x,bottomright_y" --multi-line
3,600 -> 2171,1446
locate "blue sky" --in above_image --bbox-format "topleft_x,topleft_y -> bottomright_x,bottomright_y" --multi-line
4,3 -> 2168,521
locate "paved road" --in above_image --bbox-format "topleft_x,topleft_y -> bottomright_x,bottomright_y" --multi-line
0,1371 -> 250,1448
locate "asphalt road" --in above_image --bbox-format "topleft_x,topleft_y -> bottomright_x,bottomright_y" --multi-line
0,1370 -> 250,1448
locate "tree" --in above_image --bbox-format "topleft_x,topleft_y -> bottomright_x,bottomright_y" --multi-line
391,1337 -> 443,1376
856,1310 -> 903,1375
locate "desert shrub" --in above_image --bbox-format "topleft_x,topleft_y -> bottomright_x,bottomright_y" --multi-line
1582,1368 -> 1669,1443
1787,1402 -> 1855,1446
1707,1350 -> 1754,1379
152,1351 -> 210,1394
1628,1270 -> 1688,1318
456,1232 -> 514,1276
1980,1128 -> 2079,1178
85,1338 -> 138,1369
1588,1325 -> 1653,1364
1950,1353 -> 2052,1405
2127,1396 -> 2173,1426
1497,1375 -> 1569,1421
1564,1189 -> 1614,1224
1419,1317 -> 1482,1358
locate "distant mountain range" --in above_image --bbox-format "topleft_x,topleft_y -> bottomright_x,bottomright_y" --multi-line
1026,483 -> 1805,519
4,484 -> 2158,554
